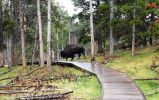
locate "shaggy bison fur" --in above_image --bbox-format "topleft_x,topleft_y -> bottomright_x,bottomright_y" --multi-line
60,44 -> 85,61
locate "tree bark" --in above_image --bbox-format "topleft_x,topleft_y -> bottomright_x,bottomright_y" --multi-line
68,21 -> 71,44
31,21 -> 38,68
90,0 -> 95,61
19,0 -> 27,67
0,0 -> 2,52
12,0 -> 18,66
97,36 -> 103,53
37,0 -> 44,67
132,1 -> 136,56
0,0 -> 3,67
56,29 -> 59,60
7,35 -> 13,68
13,44 -> 17,66
47,0 -> 51,69
109,0 -> 114,55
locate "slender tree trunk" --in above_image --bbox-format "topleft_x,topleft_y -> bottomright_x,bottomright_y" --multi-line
109,0 -> 114,55
98,36 -> 103,53
7,35 -> 12,68
7,0 -> 14,69
19,0 -> 27,67
56,29 -> 59,60
96,0 -> 103,53
149,36 -> 153,45
31,21 -> 39,68
47,0 -> 51,68
12,0 -> 18,66
90,0 -> 95,61
13,44 -> 17,66
0,0 -> 2,51
37,0 -> 44,67
68,21 -> 71,44
132,1 -> 136,56
0,0 -> 3,66
61,32 -> 64,50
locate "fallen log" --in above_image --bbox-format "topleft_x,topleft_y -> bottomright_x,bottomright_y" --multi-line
0,67 -> 45,82
0,69 -> 12,76
0,76 -> 15,81
0,90 -> 28,94
0,85 -> 46,89
135,78 -> 159,80
17,91 -> 73,100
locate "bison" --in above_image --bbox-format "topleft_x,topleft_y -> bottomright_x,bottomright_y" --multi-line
60,44 -> 85,61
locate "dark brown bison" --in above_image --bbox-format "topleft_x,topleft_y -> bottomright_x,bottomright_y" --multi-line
60,44 -> 85,61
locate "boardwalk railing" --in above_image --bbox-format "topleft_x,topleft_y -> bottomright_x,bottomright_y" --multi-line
54,61 -> 146,100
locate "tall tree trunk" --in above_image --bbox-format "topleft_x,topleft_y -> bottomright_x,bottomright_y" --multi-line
96,0 -> 103,53
0,0 -> 2,51
7,35 -> 12,68
90,0 -> 95,61
31,21 -> 39,68
61,32 -> 64,50
37,0 -> 44,67
0,0 -> 3,66
47,0 -> 51,69
13,44 -> 17,66
56,29 -> 59,60
109,0 -> 114,55
68,21 -> 71,44
97,34 -> 103,53
19,0 -> 27,67
12,0 -> 18,66
132,1 -> 136,56
7,0 -> 14,69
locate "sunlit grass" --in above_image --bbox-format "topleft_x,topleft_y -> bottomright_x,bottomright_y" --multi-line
136,80 -> 159,100
96,45 -> 159,100
0,65 -> 101,99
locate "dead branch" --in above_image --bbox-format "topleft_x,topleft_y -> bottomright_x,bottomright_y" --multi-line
17,91 -> 73,100
151,68 -> 159,74
0,76 -> 14,81
0,90 -> 28,94
0,67 -> 45,82
21,66 -> 45,78
145,88 -> 159,96
135,78 -> 159,80
0,85 -> 45,89
0,69 -> 12,76
153,48 -> 159,53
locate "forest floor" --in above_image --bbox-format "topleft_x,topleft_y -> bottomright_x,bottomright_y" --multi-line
0,65 -> 101,100
90,45 -> 159,100
1,45 -> 159,100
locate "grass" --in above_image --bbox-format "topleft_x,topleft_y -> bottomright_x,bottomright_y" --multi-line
94,45 -> 159,100
0,65 -> 101,100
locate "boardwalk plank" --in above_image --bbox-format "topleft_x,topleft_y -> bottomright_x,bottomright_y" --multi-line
55,61 -> 145,100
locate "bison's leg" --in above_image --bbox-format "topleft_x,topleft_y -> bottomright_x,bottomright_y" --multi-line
71,55 -> 75,61
66,57 -> 68,61
78,53 -> 81,59
82,51 -> 85,58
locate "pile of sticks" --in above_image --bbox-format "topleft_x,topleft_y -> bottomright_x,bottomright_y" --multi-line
0,65 -> 90,99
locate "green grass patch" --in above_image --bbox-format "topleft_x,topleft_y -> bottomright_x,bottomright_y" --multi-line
0,65 -> 101,100
136,80 -> 159,100
94,45 -> 159,100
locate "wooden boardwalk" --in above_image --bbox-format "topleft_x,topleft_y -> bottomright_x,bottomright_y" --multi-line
55,61 -> 145,100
